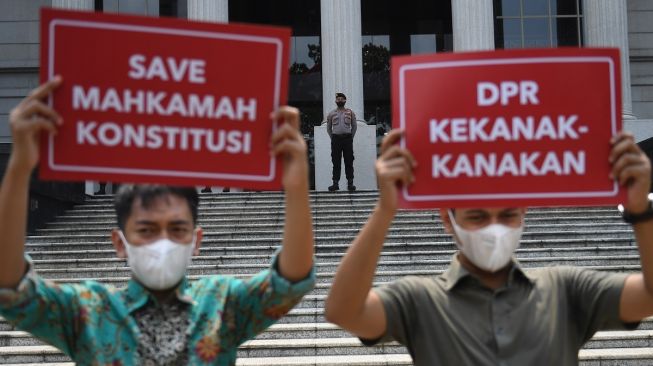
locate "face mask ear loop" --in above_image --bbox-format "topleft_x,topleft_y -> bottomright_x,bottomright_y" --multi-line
189,230 -> 198,260
118,231 -> 132,267
448,209 -> 461,232
447,209 -> 466,252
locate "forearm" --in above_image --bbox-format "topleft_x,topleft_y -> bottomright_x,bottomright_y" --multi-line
325,204 -> 394,323
0,159 -> 31,288
634,219 -> 653,292
278,178 -> 314,282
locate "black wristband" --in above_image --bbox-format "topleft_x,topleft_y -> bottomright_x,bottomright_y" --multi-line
619,194 -> 653,224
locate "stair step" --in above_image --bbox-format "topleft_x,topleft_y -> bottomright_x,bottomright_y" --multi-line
35,222 -> 631,235
3,342 -> 653,364
25,247 -> 642,269
25,256 -> 642,280
4,326 -> 653,347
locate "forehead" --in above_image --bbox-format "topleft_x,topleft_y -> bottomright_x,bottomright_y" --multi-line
127,194 -> 193,224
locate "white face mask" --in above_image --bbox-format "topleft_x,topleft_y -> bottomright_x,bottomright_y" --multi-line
449,210 -> 523,273
119,231 -> 195,290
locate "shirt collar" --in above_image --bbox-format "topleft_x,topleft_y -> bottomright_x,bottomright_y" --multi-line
121,276 -> 195,313
443,253 -> 535,292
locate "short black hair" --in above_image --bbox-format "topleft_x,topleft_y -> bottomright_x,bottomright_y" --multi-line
114,185 -> 199,231
335,92 -> 346,99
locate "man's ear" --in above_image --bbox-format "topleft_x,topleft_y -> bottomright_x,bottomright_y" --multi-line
440,208 -> 454,234
193,227 -> 204,256
111,229 -> 127,259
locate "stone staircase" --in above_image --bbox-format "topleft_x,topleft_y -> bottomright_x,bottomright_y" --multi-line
1,190 -> 653,365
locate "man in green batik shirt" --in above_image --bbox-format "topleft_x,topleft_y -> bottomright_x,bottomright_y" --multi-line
0,77 -> 316,365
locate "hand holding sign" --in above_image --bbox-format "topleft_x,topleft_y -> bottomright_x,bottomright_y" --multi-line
610,132 -> 652,214
375,130 -> 417,213
9,77 -> 63,174
270,106 -> 308,191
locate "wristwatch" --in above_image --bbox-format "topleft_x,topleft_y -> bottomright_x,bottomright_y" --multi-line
618,193 -> 653,224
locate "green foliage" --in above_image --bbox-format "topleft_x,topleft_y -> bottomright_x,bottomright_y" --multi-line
363,43 -> 390,73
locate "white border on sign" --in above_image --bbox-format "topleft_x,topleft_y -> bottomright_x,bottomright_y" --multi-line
398,56 -> 619,201
47,19 -> 283,182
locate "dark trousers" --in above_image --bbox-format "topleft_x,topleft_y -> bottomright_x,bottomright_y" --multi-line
331,134 -> 354,182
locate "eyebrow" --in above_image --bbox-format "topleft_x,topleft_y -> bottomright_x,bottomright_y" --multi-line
462,210 -> 488,216
133,220 -> 157,226
168,220 -> 193,226
133,219 -> 192,226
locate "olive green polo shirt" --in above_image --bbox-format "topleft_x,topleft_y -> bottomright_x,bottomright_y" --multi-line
368,255 -> 636,366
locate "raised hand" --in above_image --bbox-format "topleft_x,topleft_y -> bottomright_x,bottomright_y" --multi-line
375,129 -> 416,212
269,106 -> 308,191
610,131 -> 652,214
8,76 -> 63,173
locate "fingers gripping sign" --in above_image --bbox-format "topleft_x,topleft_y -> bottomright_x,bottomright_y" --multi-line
609,131 -> 652,214
376,130 -> 417,212
270,106 -> 308,190
9,76 -> 63,172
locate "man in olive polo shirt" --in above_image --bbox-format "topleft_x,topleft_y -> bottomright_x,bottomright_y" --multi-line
325,130 -> 653,365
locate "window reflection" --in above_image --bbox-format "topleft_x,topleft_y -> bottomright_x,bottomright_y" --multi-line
552,0 -> 578,16
494,0 -> 583,49
553,17 -> 582,46
499,18 -> 522,49
290,36 -> 320,72
523,0 -> 548,16
523,18 -> 549,47
498,0 -> 521,17
410,34 -> 437,55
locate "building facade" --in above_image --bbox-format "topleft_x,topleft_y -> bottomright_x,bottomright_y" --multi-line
0,0 -> 651,227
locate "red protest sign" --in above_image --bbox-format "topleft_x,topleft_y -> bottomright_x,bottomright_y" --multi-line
392,48 -> 624,209
39,8 -> 289,189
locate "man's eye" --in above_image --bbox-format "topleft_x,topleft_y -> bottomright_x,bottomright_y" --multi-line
171,227 -> 190,234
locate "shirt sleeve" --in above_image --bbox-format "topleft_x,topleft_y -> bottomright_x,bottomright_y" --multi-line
360,277 -> 418,347
350,110 -> 357,137
223,252 -> 315,346
561,267 -> 637,343
326,111 -> 333,137
0,256 -> 82,357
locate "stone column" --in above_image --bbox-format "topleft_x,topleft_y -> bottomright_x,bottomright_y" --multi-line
320,0 -> 364,120
187,0 -> 228,22
452,0 -> 494,51
51,0 -> 93,10
583,0 -> 635,119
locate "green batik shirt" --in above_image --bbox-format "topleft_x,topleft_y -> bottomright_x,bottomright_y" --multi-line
0,254 -> 315,365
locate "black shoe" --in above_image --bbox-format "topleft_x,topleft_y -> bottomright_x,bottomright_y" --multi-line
347,184 -> 356,191
328,183 -> 339,192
